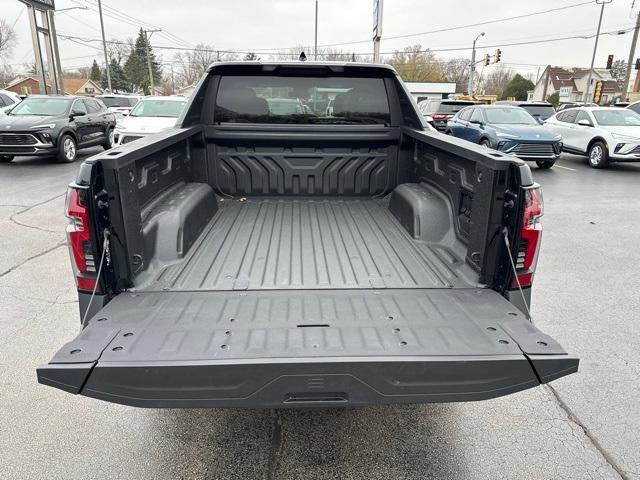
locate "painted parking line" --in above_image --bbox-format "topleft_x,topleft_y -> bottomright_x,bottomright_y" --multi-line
554,164 -> 577,172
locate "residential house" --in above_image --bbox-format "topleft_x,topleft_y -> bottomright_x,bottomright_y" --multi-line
4,76 -> 103,96
528,66 -> 622,104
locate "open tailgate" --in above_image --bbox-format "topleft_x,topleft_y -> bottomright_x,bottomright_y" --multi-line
37,289 -> 578,408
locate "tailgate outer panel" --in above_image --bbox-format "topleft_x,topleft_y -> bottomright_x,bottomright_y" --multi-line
37,289 -> 578,407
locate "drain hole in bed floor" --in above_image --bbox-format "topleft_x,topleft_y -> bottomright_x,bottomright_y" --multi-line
297,324 -> 330,328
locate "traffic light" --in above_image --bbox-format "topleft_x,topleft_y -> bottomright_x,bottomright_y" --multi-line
593,80 -> 604,104
635,58 -> 640,70
495,49 -> 502,63
484,54 -> 490,66
606,54 -> 614,69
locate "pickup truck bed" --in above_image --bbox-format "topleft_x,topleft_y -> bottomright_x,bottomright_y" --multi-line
146,195 -> 470,291
37,62 -> 578,408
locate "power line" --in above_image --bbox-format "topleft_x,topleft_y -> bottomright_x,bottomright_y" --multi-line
57,0 -> 598,57
56,25 -> 637,59
248,0 -> 597,51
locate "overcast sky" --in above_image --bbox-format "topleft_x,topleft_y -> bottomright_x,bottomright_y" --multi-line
4,0 -> 640,80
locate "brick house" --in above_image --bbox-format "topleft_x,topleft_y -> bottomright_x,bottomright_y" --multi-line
4,77 -> 103,96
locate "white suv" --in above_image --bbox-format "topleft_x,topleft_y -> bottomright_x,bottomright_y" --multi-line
544,107 -> 640,168
0,90 -> 22,115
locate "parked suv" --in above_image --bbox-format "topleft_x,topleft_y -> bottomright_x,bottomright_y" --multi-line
544,106 -> 640,168
418,99 -> 475,131
0,89 -> 22,115
96,94 -> 140,117
447,105 -> 562,168
0,95 -> 116,163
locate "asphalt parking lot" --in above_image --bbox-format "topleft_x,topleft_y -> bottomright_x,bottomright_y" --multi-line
1,150 -> 638,480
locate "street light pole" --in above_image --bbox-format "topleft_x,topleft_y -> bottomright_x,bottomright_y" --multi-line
468,32 -> 485,95
622,9 -> 640,100
314,0 -> 318,60
583,0 -> 611,103
97,0 -> 112,92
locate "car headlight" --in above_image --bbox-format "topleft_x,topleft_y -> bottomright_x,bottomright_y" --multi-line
496,131 -> 519,139
611,133 -> 640,141
29,123 -> 56,129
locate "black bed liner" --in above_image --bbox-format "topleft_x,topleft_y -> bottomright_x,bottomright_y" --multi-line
37,288 -> 578,408
143,197 -> 472,291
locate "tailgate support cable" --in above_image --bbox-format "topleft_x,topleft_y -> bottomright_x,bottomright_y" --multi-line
81,229 -> 110,326
502,227 -> 533,322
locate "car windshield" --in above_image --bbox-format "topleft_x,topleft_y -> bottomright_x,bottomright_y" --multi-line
130,99 -> 186,118
484,107 -> 538,125
100,97 -> 132,108
592,109 -> 640,126
214,76 -> 390,125
9,97 -> 72,116
522,105 -> 556,120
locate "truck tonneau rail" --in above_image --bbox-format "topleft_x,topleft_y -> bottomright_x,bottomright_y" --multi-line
37,289 -> 578,408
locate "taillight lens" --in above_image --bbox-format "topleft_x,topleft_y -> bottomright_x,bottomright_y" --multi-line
511,186 -> 543,289
432,113 -> 447,120
66,186 -> 99,292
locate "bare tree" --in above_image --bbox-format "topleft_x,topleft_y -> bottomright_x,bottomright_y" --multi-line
0,19 -> 17,60
107,38 -> 131,64
441,58 -> 470,93
174,44 -> 237,87
479,65 -> 514,97
0,63 -> 16,88
243,52 -> 260,61
610,59 -> 627,90
387,45 -> 443,82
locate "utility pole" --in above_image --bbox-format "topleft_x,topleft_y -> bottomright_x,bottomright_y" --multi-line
314,0 -> 318,60
171,64 -> 175,94
583,0 -> 611,103
373,0 -> 383,62
622,9 -> 640,100
143,29 -> 161,95
97,0 -> 112,92
468,32 -> 485,95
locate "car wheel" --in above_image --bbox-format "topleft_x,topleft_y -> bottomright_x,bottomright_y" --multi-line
56,134 -> 77,163
0,155 -> 14,163
102,127 -> 115,150
588,141 -> 609,169
480,138 -> 492,149
536,160 -> 555,169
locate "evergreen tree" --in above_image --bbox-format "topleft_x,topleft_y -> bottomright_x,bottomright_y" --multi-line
102,58 -> 129,93
124,29 -> 162,94
501,74 -> 535,101
90,59 -> 101,82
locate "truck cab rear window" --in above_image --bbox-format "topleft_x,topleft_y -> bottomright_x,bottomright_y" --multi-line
214,76 -> 390,125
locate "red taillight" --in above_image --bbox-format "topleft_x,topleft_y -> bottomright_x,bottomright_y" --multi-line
511,186 -> 543,289
66,186 -> 99,292
432,113 -> 447,120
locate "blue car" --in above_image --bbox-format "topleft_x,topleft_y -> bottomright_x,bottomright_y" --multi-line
446,105 -> 562,168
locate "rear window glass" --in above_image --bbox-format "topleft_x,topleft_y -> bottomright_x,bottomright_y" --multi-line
423,101 -> 474,114
100,96 -> 133,108
214,76 -> 390,125
521,105 -> 556,119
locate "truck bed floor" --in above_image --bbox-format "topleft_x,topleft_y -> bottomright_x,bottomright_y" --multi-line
146,197 -> 470,291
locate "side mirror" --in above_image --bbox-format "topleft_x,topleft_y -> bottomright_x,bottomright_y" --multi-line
70,109 -> 85,119
577,119 -> 593,127
471,119 -> 484,127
